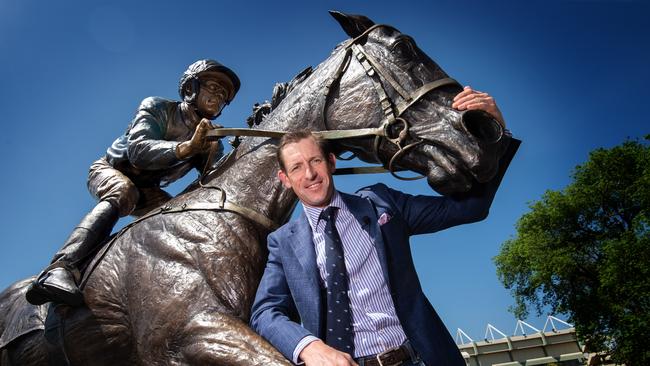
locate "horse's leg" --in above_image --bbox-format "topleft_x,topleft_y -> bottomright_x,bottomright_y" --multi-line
60,305 -> 134,366
174,312 -> 291,366
1,331 -> 49,366
0,278 -> 50,366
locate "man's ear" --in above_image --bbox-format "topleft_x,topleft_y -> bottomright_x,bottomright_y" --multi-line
327,153 -> 337,173
278,169 -> 292,189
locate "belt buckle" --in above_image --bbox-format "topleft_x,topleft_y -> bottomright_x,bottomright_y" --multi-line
375,346 -> 401,366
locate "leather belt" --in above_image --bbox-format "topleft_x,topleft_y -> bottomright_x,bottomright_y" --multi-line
357,343 -> 413,366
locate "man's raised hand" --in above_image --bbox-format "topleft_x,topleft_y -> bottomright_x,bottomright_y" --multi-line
452,86 -> 506,128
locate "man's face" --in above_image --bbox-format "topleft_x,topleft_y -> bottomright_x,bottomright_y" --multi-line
278,137 -> 336,208
195,71 -> 234,119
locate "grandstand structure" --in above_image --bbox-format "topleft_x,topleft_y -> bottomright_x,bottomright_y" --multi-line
456,316 -> 586,366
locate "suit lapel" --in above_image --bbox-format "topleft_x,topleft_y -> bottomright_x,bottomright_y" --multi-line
288,213 -> 321,288
287,213 -> 323,334
340,192 -> 392,288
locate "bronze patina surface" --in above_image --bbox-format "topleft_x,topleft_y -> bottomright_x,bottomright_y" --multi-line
0,11 -> 511,366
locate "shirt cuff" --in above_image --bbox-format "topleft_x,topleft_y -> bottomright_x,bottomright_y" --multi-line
292,335 -> 320,364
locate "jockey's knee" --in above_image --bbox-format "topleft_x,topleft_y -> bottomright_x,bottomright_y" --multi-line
103,181 -> 139,217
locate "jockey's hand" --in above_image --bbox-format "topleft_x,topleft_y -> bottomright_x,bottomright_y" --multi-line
452,86 -> 506,128
176,118 -> 216,159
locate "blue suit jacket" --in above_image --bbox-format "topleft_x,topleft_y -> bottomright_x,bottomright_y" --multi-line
251,140 -> 519,365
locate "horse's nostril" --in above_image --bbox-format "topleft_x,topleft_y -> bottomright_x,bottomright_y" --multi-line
461,110 -> 503,144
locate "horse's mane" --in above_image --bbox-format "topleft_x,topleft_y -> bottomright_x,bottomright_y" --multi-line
245,66 -> 313,128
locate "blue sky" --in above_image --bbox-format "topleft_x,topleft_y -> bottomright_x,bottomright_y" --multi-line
0,0 -> 647,342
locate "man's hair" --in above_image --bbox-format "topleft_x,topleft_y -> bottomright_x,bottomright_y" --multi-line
276,130 -> 331,172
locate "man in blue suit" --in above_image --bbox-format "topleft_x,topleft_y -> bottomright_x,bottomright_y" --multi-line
250,88 -> 518,366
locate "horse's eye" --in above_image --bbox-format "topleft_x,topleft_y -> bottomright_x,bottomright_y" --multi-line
391,40 -> 416,60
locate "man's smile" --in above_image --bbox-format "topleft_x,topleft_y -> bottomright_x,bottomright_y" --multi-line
306,181 -> 322,190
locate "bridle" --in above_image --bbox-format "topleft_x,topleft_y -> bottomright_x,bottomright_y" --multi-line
206,24 -> 464,180
324,23 -> 462,179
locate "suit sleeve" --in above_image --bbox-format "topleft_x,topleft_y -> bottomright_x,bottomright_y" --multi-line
250,233 -> 314,361
374,138 -> 520,236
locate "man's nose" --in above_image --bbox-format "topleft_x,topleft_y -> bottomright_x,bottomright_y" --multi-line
304,165 -> 315,179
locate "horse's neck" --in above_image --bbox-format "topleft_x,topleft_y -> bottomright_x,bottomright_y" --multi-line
213,138 -> 294,226
209,49 -> 348,225
206,110 -> 315,225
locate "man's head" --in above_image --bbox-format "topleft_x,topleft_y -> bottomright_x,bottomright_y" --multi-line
277,130 -> 336,208
179,59 -> 240,119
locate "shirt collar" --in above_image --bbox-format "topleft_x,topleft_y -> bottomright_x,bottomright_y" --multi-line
302,190 -> 345,231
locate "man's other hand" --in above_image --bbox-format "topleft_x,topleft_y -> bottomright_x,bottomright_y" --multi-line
452,86 -> 506,128
299,340 -> 358,366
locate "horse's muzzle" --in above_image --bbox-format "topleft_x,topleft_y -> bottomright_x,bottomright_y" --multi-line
461,110 -> 503,144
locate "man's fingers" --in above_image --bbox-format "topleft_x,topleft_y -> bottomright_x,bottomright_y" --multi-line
453,85 -> 474,101
465,102 -> 505,126
465,101 -> 499,115
453,92 -> 489,106
453,85 -> 486,99
455,96 -> 488,107
452,86 -> 506,126
343,353 -> 358,366
454,96 -> 493,110
453,94 -> 492,110
465,101 -> 492,110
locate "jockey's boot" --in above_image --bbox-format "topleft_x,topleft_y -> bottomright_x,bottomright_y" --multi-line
26,201 -> 119,306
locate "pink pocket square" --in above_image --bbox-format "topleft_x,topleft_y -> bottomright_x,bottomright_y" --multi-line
378,212 -> 392,226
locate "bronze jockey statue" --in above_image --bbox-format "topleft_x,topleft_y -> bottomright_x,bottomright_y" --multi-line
26,59 -> 240,307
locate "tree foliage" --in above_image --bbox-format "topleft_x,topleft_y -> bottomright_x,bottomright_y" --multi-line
494,139 -> 650,365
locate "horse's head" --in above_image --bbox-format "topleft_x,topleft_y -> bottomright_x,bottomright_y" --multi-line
324,11 -> 509,195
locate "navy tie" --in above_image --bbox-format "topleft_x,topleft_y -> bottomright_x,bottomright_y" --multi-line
321,206 -> 355,355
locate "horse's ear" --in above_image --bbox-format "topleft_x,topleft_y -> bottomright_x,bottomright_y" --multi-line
329,10 -> 375,38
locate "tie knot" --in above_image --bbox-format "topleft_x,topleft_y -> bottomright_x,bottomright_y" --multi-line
321,206 -> 338,222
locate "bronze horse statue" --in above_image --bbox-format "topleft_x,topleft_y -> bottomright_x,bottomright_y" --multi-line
0,11 -> 509,365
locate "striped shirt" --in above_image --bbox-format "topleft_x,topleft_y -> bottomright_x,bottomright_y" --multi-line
294,191 -> 407,361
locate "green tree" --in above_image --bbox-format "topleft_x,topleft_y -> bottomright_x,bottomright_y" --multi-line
494,139 -> 650,365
